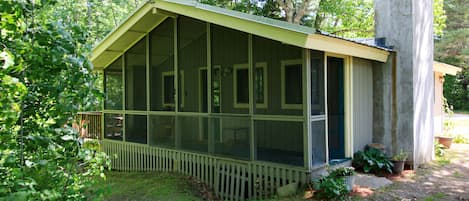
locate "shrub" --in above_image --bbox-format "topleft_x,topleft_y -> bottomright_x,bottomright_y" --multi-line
453,134 -> 469,144
434,142 -> 446,157
312,175 -> 348,200
352,148 -> 393,174
329,167 -> 355,177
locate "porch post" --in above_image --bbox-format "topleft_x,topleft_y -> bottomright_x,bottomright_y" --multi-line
303,49 -> 312,169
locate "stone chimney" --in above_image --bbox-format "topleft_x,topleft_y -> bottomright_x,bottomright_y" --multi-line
373,0 -> 434,166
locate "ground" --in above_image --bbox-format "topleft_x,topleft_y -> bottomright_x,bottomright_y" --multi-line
361,143 -> 469,201
87,172 -> 203,201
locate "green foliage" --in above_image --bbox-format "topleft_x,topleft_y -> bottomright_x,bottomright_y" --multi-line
434,142 -> 446,157
329,167 -> 355,177
83,139 -> 101,151
391,149 -> 408,161
0,1 -> 109,200
352,148 -> 393,174
453,134 -> 469,144
312,174 -> 349,200
433,0 -> 447,36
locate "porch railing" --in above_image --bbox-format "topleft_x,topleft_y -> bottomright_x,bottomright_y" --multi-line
102,140 -> 310,201
75,112 -> 102,139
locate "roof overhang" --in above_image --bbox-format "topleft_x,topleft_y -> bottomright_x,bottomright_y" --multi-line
434,61 -> 462,75
91,0 -> 390,70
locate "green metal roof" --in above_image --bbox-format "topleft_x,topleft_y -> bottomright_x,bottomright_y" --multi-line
91,0 -> 390,70
170,0 -> 315,35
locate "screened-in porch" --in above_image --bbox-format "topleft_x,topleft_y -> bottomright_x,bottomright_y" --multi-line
102,15 -> 329,169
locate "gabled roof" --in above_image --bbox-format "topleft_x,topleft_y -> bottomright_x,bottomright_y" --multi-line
91,0 -> 390,70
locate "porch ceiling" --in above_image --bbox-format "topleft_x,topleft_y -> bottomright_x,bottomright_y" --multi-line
91,0 -> 391,70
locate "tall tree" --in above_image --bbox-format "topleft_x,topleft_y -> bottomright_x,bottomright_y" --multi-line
276,0 -> 320,24
1,1 -> 109,200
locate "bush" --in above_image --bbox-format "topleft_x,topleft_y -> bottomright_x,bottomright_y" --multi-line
329,167 -> 355,177
312,175 -> 348,200
453,134 -> 469,144
435,142 -> 446,157
352,148 -> 393,174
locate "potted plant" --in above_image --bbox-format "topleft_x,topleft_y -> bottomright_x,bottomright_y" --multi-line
329,167 -> 355,191
436,97 -> 455,148
391,149 -> 408,174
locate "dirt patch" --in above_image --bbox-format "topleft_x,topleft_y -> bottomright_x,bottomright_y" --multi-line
361,144 -> 469,201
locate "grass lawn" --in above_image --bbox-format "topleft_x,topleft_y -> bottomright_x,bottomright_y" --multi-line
87,171 -> 203,201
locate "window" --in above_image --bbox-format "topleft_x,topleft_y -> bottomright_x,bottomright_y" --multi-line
254,63 -> 267,108
281,59 -> 303,109
162,71 -> 184,108
233,63 -> 267,108
162,71 -> 175,107
233,64 -> 249,108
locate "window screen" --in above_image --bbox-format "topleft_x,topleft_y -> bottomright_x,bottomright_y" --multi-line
211,24 -> 248,114
311,120 -> 326,166
125,39 -> 147,111
149,115 -> 175,148
252,35 -> 302,116
125,114 -> 147,144
104,57 -> 123,110
104,113 -> 123,140
178,116 -> 208,153
255,120 -> 304,166
212,116 -> 250,159
311,50 -> 325,115
177,16 -> 207,112
150,18 -> 174,111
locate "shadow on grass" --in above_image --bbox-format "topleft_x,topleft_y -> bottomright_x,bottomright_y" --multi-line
86,171 -> 203,201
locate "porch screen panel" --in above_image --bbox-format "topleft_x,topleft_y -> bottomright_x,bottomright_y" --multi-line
104,57 -> 123,110
311,50 -> 325,115
125,114 -> 147,144
178,16 -> 207,112
104,113 -> 123,140
311,120 -> 326,165
255,120 -> 304,166
150,18 -> 175,111
211,24 -> 249,114
125,39 -> 147,111
149,115 -> 175,148
178,116 -> 209,153
212,116 -> 250,159
252,36 -> 303,116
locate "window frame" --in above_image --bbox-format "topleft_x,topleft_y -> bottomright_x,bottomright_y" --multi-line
281,59 -> 303,110
233,62 -> 268,109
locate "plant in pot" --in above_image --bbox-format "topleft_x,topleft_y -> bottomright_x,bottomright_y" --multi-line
391,149 -> 408,174
329,167 -> 355,192
436,97 -> 455,148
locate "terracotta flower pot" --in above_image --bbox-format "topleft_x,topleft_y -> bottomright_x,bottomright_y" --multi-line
437,136 -> 453,149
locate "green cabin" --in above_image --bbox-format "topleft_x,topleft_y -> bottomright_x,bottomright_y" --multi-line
90,0 -> 392,200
